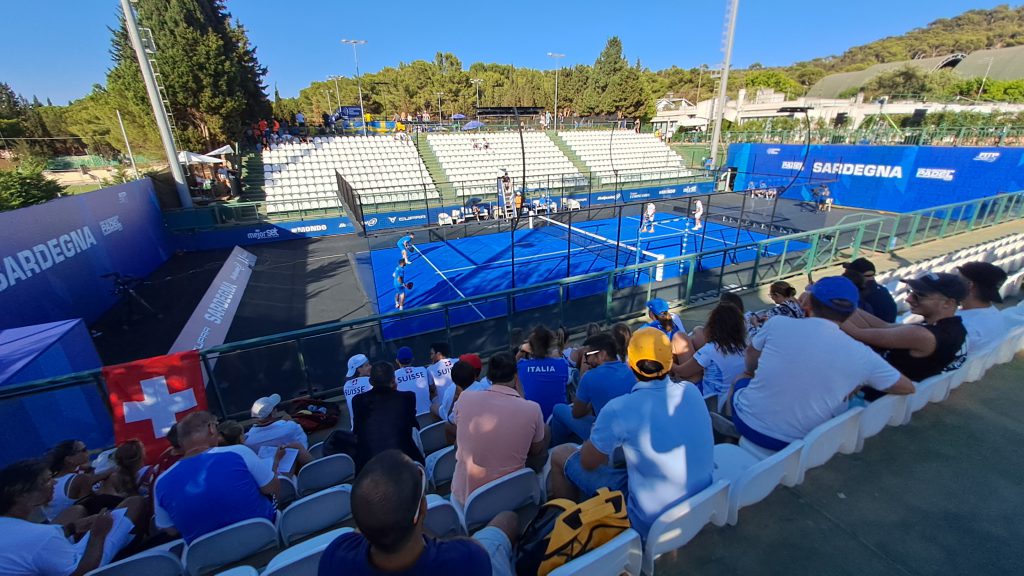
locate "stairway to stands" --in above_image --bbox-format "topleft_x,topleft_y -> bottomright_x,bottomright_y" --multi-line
546,131 -> 592,176
239,151 -> 266,202
414,133 -> 456,203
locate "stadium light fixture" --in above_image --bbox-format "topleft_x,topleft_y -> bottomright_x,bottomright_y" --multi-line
547,52 -> 566,130
436,92 -> 445,123
341,39 -> 368,136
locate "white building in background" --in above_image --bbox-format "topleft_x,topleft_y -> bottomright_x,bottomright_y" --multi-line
653,46 -> 1024,136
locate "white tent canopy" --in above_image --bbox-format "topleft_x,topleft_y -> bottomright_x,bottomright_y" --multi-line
178,151 -> 223,165
205,145 -> 234,156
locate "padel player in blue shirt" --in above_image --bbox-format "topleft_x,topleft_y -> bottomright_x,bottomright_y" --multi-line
398,233 -> 415,262
393,259 -> 412,310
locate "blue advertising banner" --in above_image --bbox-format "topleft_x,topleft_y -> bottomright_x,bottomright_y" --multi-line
0,179 -> 172,330
726,143 -> 1024,213
171,215 -> 356,251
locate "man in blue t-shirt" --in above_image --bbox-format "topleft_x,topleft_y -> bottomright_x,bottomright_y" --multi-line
397,233 -> 416,262
550,333 -> 636,445
393,259 -> 412,310
319,450 -> 518,576
154,411 -> 281,543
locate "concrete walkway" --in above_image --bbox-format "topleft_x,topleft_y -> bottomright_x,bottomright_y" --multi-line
657,352 -> 1024,575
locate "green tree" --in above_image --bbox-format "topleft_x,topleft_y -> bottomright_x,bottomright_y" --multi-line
105,0 -> 270,151
744,70 -> 805,98
0,170 -> 64,211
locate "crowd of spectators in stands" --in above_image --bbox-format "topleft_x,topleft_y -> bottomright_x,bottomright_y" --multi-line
0,255 -> 1014,575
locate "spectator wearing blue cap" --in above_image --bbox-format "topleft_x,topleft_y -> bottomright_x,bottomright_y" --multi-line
643,298 -> 694,367
394,346 -> 435,416
842,272 -> 968,390
730,276 -> 915,451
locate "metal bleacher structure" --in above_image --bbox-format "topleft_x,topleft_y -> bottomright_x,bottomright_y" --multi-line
426,132 -> 585,201
260,135 -> 438,214
556,130 -> 696,184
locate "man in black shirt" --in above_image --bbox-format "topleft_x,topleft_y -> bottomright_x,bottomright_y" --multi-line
353,362 -> 424,471
842,257 -> 898,323
841,273 -> 968,393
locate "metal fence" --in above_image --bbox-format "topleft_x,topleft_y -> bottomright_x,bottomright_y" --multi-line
15,190 -> 1024,421
677,126 -> 1024,147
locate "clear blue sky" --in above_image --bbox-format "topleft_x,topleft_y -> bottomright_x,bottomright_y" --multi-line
3,0 -> 1014,104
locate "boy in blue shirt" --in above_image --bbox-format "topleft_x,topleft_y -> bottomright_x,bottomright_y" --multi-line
393,259 -> 412,310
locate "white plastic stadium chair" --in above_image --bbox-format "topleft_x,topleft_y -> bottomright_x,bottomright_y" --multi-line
183,518 -> 279,576
901,374 -> 950,424
424,494 -> 466,538
855,394 -> 908,452
419,421 -> 450,457
457,468 -> 542,533
85,549 -> 183,576
547,528 -> 643,576
262,528 -> 353,576
297,454 -> 355,496
308,442 -> 325,460
642,480 -> 730,575
713,442 -> 803,525
796,407 -> 863,484
213,568 -> 258,576
276,475 -> 298,510
427,445 -> 457,492
277,485 -> 353,546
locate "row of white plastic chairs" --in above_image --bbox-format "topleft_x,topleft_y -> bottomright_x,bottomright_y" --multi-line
529,301 -> 1024,576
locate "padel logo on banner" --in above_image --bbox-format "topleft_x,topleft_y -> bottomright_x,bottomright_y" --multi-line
781,161 -> 803,170
915,168 -> 956,182
973,152 -> 1000,162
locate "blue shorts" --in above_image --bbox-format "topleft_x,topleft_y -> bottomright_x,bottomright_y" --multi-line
564,450 -> 628,498
473,526 -> 514,576
730,378 -> 790,451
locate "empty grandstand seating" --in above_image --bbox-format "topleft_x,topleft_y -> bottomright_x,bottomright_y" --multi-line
261,135 -> 438,214
557,131 -> 695,183
427,133 -> 584,198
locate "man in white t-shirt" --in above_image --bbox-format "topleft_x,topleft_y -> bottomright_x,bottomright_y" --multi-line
344,354 -> 372,430
425,342 -> 455,412
0,459 -> 146,576
155,411 -> 282,543
956,261 -> 1009,354
730,276 -> 915,451
245,394 -> 309,451
394,346 -> 435,415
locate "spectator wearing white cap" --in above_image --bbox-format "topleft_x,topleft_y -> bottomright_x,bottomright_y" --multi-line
733,277 -> 915,451
548,327 -> 714,541
956,261 -> 1009,353
244,394 -> 312,473
344,354 -> 372,430
394,346 -> 435,415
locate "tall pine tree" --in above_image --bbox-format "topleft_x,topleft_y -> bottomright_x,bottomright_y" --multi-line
105,0 -> 269,151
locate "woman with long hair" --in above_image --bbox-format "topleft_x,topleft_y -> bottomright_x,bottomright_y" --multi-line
673,304 -> 748,412
516,325 -> 573,420
42,440 -> 113,521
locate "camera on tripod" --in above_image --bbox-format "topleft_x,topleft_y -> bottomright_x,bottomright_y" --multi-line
101,272 -> 139,297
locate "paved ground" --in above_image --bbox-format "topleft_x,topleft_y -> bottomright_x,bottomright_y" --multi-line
657,351 -> 1024,575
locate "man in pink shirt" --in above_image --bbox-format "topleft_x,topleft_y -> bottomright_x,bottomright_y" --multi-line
450,352 -> 548,506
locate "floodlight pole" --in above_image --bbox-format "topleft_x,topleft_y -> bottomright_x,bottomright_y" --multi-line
977,57 -> 994,99
116,109 -> 140,180
709,0 -> 739,170
329,75 -> 343,106
341,39 -> 368,136
120,0 -> 191,207
470,79 -> 483,117
436,93 -> 444,123
548,52 -> 565,130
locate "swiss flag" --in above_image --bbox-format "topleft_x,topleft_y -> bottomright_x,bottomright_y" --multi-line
103,350 -> 208,464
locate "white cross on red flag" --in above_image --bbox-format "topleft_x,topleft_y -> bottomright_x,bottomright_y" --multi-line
103,350 -> 208,464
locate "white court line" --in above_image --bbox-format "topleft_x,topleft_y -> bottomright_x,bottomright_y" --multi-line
413,247 -> 486,320
625,216 -> 731,244
438,246 -> 593,275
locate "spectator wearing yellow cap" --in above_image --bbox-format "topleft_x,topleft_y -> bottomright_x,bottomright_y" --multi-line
547,327 -> 714,541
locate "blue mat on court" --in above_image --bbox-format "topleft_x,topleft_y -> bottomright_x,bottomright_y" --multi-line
360,214 -> 806,339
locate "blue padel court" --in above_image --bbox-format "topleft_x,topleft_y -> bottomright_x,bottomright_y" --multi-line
361,213 -> 807,338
